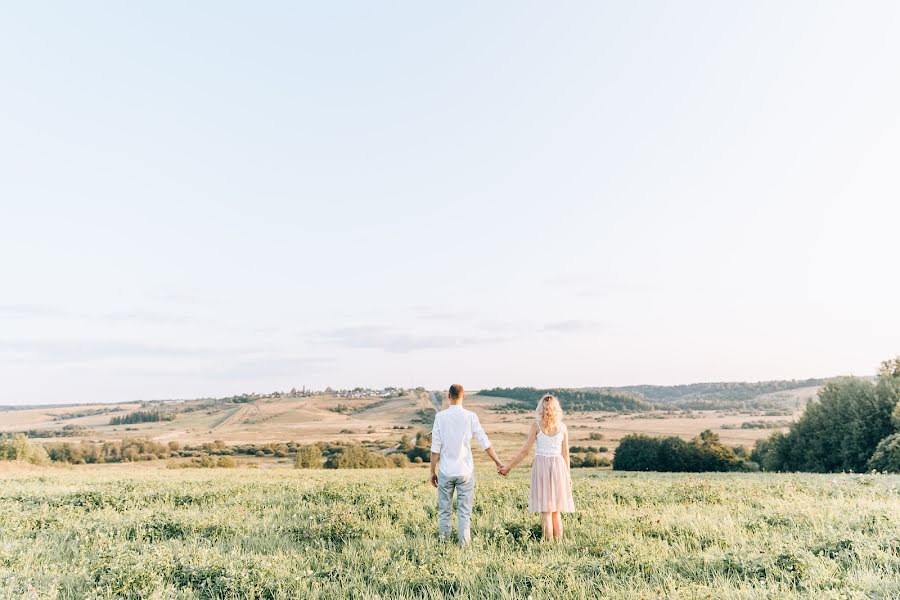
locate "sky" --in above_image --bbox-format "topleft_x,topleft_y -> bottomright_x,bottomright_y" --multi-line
1,2 -> 899,405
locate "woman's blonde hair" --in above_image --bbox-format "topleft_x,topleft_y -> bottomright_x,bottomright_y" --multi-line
536,394 -> 563,433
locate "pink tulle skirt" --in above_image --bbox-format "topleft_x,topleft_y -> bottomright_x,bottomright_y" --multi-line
528,455 -> 575,513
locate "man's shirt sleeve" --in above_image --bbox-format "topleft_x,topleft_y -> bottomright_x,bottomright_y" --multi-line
430,415 -> 443,453
472,414 -> 491,449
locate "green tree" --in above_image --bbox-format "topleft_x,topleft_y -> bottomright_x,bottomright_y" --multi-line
759,367 -> 899,472
867,433 -> 900,472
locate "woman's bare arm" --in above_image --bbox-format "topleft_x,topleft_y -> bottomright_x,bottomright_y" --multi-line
505,422 -> 538,471
561,425 -> 571,479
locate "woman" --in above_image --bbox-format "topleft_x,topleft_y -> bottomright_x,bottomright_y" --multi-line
500,394 -> 575,540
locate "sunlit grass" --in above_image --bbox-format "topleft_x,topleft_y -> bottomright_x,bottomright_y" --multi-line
1,467 -> 898,599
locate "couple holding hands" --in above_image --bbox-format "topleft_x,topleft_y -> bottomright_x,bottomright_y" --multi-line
429,384 -> 576,544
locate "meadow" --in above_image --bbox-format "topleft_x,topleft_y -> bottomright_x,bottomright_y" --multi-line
1,466 -> 898,599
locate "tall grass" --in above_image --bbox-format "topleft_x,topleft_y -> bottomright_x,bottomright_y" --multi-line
0,468 -> 898,599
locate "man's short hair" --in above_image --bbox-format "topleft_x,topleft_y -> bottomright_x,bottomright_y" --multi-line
448,384 -> 464,400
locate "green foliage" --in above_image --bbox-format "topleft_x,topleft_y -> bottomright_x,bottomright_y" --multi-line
10,424 -> 91,438
570,445 -> 607,453
403,430 -> 432,463
613,430 -> 746,472
45,438 -> 171,464
168,454 -> 239,468
411,407 -> 436,425
109,409 -> 175,426
481,387 -> 653,412
867,433 -> 900,472
757,366 -> 900,472
388,453 -> 409,468
294,445 -> 323,469
324,445 -> 394,469
570,453 -> 610,468
0,434 -> 49,465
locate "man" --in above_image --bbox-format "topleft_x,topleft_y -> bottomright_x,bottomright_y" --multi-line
430,383 -> 504,545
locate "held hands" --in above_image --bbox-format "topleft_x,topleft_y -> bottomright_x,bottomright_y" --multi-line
497,464 -> 511,476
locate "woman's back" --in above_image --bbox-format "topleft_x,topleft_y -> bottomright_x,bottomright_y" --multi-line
535,426 -> 563,457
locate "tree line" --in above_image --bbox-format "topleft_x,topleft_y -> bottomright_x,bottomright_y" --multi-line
618,378 -> 826,404
611,358 -> 900,473
751,358 -> 900,473
480,387 -> 654,413
109,410 -> 175,426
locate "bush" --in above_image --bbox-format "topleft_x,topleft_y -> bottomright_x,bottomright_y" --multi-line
324,445 -> 389,469
613,430 -> 745,472
389,453 -> 409,468
403,431 -> 432,463
570,453 -> 610,468
168,454 -> 238,469
588,432 -> 604,441
867,433 -> 900,472
45,438 -> 171,464
0,434 -> 50,465
294,445 -> 323,469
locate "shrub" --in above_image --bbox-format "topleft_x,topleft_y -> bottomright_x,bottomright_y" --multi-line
571,453 -> 610,468
867,433 -> 900,472
294,445 -> 323,469
403,431 -> 432,463
168,454 -> 238,468
324,445 -> 389,469
0,434 -> 50,465
389,453 -> 409,468
613,430 -> 745,472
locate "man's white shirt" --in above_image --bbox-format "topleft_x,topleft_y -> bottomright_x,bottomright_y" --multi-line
430,404 -> 492,476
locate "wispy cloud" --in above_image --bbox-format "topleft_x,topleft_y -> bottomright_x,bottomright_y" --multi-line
542,274 -> 652,299
543,320 -> 607,333
0,304 -> 68,319
99,310 -> 209,326
0,340 -> 219,363
318,325 -> 507,353
221,356 -> 335,378
133,355 -> 336,379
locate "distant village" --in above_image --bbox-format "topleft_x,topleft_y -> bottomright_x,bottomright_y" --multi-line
131,387 -> 428,409
196,386 -> 424,403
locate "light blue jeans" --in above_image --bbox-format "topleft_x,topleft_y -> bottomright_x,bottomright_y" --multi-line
437,471 -> 475,545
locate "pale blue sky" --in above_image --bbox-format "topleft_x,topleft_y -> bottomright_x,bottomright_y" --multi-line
1,3 -> 899,405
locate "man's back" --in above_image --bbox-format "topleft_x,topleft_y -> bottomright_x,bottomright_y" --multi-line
431,404 -> 491,476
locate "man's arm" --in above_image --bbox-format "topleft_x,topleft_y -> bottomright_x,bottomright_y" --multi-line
429,417 -> 442,487
430,452 -> 440,487
472,414 -> 504,470
484,446 -> 504,470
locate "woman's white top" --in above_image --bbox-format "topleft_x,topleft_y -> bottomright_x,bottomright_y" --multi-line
535,425 -> 564,457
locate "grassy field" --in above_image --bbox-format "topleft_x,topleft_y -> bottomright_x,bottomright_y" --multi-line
1,466 -> 898,599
